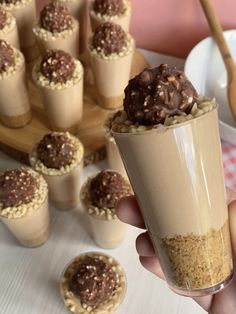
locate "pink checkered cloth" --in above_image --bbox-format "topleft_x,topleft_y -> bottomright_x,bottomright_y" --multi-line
222,140 -> 236,191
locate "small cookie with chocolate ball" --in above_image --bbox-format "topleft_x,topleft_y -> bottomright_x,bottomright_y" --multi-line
0,8 -> 20,48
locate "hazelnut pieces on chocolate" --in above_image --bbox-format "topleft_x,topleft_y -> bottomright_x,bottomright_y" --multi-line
40,1 -> 73,33
69,256 -> 117,307
93,0 -> 125,16
0,39 -> 14,73
91,22 -> 127,56
124,64 -> 199,125
37,133 -> 75,169
89,170 -> 130,208
0,8 -> 7,30
0,169 -> 37,209
40,49 -> 75,83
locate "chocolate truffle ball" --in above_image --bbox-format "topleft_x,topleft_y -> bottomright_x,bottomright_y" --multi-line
40,49 -> 75,83
40,1 -> 73,33
124,64 -> 199,125
0,39 -> 14,73
91,22 -> 127,56
93,0 -> 125,16
69,256 -> 117,306
0,169 -> 37,209
0,8 -> 7,30
89,170 -> 129,208
0,0 -> 21,4
37,133 -> 75,169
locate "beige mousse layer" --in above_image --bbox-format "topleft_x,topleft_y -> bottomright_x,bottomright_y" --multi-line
89,0 -> 131,32
33,60 -> 83,132
0,49 -> 31,128
33,18 -> 80,59
1,0 -> 37,60
60,252 -> 127,314
89,36 -> 134,109
0,169 -> 50,247
80,175 -> 131,249
0,13 -> 20,48
30,133 -> 84,210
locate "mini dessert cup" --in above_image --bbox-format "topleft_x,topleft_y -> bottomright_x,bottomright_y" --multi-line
104,112 -> 127,178
60,252 -> 127,314
30,132 -> 84,210
32,49 -> 84,132
89,22 -> 134,110
0,40 -> 31,128
0,168 -> 50,248
112,65 -> 234,297
80,170 -> 132,249
33,1 -> 80,58
90,0 -> 131,32
0,0 -> 38,61
0,8 -> 20,48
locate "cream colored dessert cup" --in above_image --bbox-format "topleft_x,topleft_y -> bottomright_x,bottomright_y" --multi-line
34,19 -> 80,59
60,252 -> 127,314
105,134 -> 127,179
2,0 -> 38,60
89,4 -> 131,33
113,107 -> 233,297
32,67 -> 83,133
89,45 -> 134,110
0,61 -> 31,128
0,17 -> 20,49
41,161 -> 83,210
0,196 -> 50,247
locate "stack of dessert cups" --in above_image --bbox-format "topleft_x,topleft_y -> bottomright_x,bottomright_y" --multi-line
29,131 -> 84,210
33,1 -> 80,59
0,39 -> 31,128
32,49 -> 84,133
111,64 -> 234,297
0,0 -> 38,61
0,167 -> 50,247
0,7 -> 20,48
88,21 -> 134,110
80,169 -> 132,249
89,0 -> 131,32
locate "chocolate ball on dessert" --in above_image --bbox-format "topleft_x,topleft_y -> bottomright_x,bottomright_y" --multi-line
89,170 -> 128,208
40,49 -> 75,84
69,256 -> 117,306
0,169 -> 37,208
93,0 -> 125,16
124,64 -> 199,125
91,22 -> 127,56
37,133 -> 75,169
0,40 -> 14,73
0,8 -> 7,30
40,1 -> 73,33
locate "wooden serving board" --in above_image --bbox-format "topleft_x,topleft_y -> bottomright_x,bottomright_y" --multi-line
0,50 -> 148,166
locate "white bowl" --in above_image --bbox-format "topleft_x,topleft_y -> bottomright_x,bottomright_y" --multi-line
185,29 -> 236,145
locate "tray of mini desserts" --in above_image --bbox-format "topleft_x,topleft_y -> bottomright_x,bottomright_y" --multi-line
0,0 -> 148,165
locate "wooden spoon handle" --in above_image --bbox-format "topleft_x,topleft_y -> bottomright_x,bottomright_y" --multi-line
199,0 -> 234,72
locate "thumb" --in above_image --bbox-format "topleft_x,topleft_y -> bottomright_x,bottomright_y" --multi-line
229,200 -> 236,257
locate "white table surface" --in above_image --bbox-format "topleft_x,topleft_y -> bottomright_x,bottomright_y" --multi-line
0,50 -> 206,314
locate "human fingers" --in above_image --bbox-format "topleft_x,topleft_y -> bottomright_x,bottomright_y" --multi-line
226,187 -> 236,204
136,231 -> 155,256
139,256 -> 165,279
116,195 -> 146,229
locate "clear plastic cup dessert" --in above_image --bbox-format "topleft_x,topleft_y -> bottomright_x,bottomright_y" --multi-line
0,167 -> 50,248
0,39 -> 31,128
0,0 -> 38,61
60,251 -> 127,314
0,7 -> 20,48
33,1 -> 80,58
80,170 -> 132,249
111,64 -> 234,297
32,49 -> 84,133
89,0 -> 131,32
29,131 -> 84,210
88,22 -> 134,110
